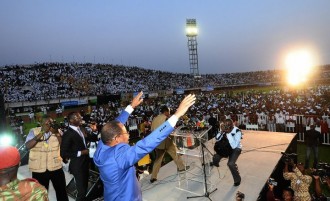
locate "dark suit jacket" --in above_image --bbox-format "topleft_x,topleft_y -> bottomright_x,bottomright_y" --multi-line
60,127 -> 90,174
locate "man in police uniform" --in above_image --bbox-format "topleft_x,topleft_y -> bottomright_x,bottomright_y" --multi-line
0,145 -> 48,200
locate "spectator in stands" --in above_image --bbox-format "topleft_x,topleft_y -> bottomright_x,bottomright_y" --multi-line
93,92 -> 196,201
275,109 -> 285,132
267,113 -> 276,132
149,105 -> 188,183
320,118 -> 328,142
29,110 -> 35,123
139,116 -> 151,138
55,105 -> 62,117
304,124 -> 323,169
18,116 -> 24,136
0,145 -> 48,200
241,112 -> 249,129
25,116 -> 68,201
283,161 -> 312,201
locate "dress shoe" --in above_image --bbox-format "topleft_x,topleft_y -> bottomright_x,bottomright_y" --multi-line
150,178 -> 157,183
233,181 -> 241,186
178,165 -> 190,172
212,154 -> 221,167
209,162 -> 219,167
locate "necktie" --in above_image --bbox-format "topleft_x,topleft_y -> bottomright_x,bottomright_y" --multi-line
77,128 -> 86,148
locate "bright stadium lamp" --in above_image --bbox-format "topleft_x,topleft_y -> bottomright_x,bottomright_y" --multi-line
186,19 -> 198,36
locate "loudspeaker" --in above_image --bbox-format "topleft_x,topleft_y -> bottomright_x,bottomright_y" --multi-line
66,170 -> 103,200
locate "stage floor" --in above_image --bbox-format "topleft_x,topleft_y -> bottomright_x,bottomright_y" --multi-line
140,130 -> 295,201
17,130 -> 295,201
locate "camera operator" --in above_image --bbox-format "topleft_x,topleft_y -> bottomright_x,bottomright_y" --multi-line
326,176 -> 330,190
309,161 -> 330,200
25,116 -> 69,201
311,174 -> 328,201
266,181 -> 294,201
84,121 -> 100,145
283,161 -> 312,201
84,121 -> 100,171
266,177 -> 295,201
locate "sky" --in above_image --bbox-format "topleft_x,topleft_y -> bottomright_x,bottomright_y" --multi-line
1,1 -> 330,74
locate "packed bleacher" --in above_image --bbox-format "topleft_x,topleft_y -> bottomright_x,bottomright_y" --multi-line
2,62 -> 330,103
0,62 -> 286,102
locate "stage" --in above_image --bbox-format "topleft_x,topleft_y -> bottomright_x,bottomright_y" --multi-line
140,130 -> 295,201
17,130 -> 295,201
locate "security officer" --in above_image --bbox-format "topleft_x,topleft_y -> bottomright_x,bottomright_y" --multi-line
0,145 -> 48,200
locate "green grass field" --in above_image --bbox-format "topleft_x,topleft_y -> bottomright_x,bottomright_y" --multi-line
297,142 -> 330,165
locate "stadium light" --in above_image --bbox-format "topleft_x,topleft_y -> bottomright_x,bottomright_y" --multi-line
186,19 -> 198,36
186,19 -> 200,77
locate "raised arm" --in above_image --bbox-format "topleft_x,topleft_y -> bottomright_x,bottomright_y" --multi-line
312,175 -> 322,198
116,91 -> 144,124
173,94 -> 196,118
118,94 -> 196,167
131,91 -> 143,109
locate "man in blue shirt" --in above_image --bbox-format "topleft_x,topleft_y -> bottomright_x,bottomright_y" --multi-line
93,92 -> 196,201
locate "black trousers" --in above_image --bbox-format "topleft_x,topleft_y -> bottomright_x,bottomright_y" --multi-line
71,166 -> 89,201
32,168 -> 69,201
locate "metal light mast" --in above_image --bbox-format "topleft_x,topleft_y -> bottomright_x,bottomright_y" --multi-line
186,19 -> 200,77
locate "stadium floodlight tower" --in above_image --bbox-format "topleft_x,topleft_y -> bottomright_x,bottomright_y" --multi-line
186,19 -> 200,78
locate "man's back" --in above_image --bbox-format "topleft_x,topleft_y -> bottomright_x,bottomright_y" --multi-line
151,114 -> 167,131
0,178 -> 48,201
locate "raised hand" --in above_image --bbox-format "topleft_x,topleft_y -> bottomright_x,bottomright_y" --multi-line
131,91 -> 144,109
174,94 -> 196,118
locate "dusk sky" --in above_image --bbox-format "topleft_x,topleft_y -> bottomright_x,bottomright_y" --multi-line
1,1 -> 330,74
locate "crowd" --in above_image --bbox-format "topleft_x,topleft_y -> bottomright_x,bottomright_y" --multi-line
2,62 -> 329,103
7,82 -> 330,146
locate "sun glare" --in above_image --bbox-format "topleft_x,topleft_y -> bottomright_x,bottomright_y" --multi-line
285,49 -> 314,86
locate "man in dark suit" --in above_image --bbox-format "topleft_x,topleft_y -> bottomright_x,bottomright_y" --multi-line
208,113 -> 218,139
60,112 -> 90,201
